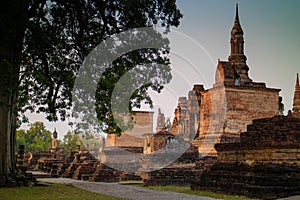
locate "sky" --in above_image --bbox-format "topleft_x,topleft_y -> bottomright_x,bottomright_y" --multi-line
22,0 -> 300,139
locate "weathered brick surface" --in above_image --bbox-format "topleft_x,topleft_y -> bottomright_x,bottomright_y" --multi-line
225,87 -> 280,135
191,162 -> 300,199
62,162 -> 78,178
142,166 -> 201,186
193,85 -> 280,156
141,158 -> 217,187
89,163 -> 120,182
73,163 -> 96,180
216,116 -> 300,165
106,111 -> 154,148
191,116 -> 300,199
60,150 -> 97,178
172,85 -> 203,137
152,130 -> 174,152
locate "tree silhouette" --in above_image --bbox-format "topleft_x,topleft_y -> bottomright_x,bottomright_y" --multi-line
0,0 -> 182,186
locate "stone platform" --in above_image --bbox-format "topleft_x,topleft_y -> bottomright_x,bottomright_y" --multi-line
191,115 -> 300,199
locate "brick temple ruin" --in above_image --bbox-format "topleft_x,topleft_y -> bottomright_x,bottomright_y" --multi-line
141,5 -> 299,199
171,5 -> 283,157
17,4 -> 300,199
191,82 -> 300,198
188,6 -> 300,199
190,115 -> 300,198
106,111 -> 154,153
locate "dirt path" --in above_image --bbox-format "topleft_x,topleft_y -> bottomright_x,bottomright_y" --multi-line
37,178 -> 220,200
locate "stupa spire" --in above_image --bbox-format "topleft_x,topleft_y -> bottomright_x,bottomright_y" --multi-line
235,3 -> 239,21
293,73 -> 300,114
228,3 -> 247,64
296,73 -> 300,90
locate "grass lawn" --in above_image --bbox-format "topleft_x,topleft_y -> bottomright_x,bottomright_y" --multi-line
0,183 -> 122,200
141,185 -> 257,200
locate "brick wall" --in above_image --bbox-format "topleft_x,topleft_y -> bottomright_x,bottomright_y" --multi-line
106,111 -> 154,147
194,85 -> 280,156
191,115 -> 300,199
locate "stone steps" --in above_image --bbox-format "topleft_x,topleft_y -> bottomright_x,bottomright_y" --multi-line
27,170 -> 53,178
191,163 -> 300,199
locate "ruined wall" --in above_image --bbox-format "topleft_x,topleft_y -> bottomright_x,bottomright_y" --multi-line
193,84 -> 280,156
216,115 -> 300,165
142,166 -> 201,186
172,85 -> 203,136
171,97 -> 187,135
156,109 -> 165,132
192,86 -> 226,156
191,115 -> 300,199
106,111 -> 154,147
152,131 -> 174,152
107,133 -> 144,147
224,86 -> 280,140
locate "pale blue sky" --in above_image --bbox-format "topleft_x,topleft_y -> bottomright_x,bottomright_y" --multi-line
23,1 -> 300,138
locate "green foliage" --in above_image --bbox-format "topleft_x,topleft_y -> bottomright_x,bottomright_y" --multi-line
16,0 -> 182,135
59,131 -> 80,152
94,45 -> 172,135
16,122 -> 52,153
0,183 -> 121,200
59,131 -> 102,152
16,126 -> 102,154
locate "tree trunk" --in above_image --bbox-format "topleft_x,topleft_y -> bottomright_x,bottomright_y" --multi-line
0,46 -> 22,186
0,92 -> 17,186
0,1 -> 28,186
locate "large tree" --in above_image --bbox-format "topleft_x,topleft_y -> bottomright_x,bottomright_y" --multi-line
0,0 -> 182,186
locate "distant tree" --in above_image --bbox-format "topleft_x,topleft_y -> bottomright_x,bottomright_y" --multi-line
60,131 -> 102,153
16,122 -> 52,153
60,131 -> 79,152
0,0 -> 182,186
15,129 -> 26,153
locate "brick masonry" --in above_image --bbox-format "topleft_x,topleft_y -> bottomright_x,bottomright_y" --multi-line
191,115 -> 300,199
106,111 -> 154,148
